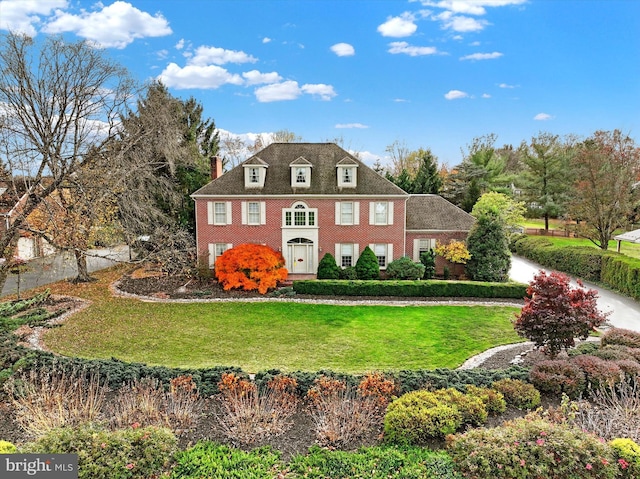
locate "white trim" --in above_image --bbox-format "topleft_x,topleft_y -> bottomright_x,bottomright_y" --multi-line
241,202 -> 247,224
335,202 -> 341,225
260,202 -> 266,225
388,202 -> 394,225
354,202 -> 360,225
226,202 -> 232,224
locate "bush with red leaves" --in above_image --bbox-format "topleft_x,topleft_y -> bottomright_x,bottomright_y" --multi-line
513,270 -> 608,358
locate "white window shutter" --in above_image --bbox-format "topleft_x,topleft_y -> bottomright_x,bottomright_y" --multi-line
335,202 -> 341,225
369,202 -> 375,225
388,243 -> 394,263
226,202 -> 232,224
241,202 -> 247,224
207,202 -> 214,225
354,243 -> 359,259
354,202 -> 360,225
388,202 -> 394,225
208,244 -> 215,268
260,202 -> 266,225
335,243 -> 341,259
413,239 -> 420,262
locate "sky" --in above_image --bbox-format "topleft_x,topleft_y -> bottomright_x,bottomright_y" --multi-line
1,0 -> 639,167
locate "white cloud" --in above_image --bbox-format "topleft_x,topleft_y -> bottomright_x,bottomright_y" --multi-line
444,89 -> 469,100
254,81 -> 336,102
460,51 -> 503,60
242,70 -> 282,86
301,83 -> 337,101
499,83 -> 517,88
394,98 -> 410,103
335,123 -> 369,129
437,13 -> 488,32
330,42 -> 355,57
175,39 -> 185,50
255,81 -> 302,102
482,93 -> 491,98
421,0 -> 527,16
388,41 -> 438,56
377,13 -> 418,37
42,1 -> 172,49
0,0 -> 67,36
357,150 -> 381,166
534,113 -> 553,121
262,37 -> 272,43
156,49 -> 169,60
189,45 -> 257,66
158,63 -> 243,90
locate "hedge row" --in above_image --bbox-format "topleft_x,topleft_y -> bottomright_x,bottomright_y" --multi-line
511,235 -> 640,301
292,279 -> 528,299
2,337 -> 529,399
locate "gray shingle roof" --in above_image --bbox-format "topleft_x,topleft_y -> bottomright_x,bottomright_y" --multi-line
192,143 -> 408,197
406,195 -> 476,231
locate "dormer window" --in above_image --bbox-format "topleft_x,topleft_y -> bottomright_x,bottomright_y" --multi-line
242,157 -> 268,188
336,157 -> 358,188
290,157 -> 312,188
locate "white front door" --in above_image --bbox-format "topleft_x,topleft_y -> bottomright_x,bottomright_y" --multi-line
287,238 -> 314,274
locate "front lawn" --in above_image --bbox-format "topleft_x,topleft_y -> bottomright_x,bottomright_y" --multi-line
43,299 -> 522,373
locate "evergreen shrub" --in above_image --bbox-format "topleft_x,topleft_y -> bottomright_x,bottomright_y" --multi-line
316,253 -> 341,279
21,424 -> 177,479
355,246 -> 380,280
447,418 -> 617,479
385,256 -> 425,280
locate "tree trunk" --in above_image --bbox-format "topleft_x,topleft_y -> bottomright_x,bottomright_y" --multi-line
0,232 -> 20,294
544,213 -> 549,231
73,249 -> 95,283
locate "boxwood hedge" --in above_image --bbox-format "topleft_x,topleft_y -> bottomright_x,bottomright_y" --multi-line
292,279 -> 527,299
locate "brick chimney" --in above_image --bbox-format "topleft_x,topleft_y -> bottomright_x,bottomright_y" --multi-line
210,156 -> 223,180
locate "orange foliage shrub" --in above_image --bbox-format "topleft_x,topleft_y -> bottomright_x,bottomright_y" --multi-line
214,243 -> 288,294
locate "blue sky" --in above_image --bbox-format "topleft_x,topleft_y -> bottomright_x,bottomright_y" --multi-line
1,0 -> 638,167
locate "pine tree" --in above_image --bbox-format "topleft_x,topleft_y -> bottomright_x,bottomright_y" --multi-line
465,214 -> 510,282
317,253 -> 341,279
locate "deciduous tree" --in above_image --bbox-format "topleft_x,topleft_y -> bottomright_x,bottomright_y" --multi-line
513,271 -> 608,358
567,130 -> 640,249
471,192 -> 525,233
215,243 -> 287,294
0,33 -> 134,289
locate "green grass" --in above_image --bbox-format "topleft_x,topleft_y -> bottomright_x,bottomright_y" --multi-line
43,299 -> 522,374
543,236 -> 640,260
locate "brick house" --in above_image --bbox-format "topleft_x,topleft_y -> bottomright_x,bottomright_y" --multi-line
192,143 -> 474,277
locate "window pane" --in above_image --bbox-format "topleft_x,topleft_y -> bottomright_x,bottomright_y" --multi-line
294,211 -> 306,226
249,168 -> 259,182
343,168 -> 352,183
375,202 -> 387,224
341,202 -> 353,224
374,244 -> 387,267
296,168 -> 306,183
308,211 -> 315,226
248,202 -> 260,223
214,203 -> 226,223
285,211 -> 292,226
215,244 -> 227,256
341,244 -> 353,268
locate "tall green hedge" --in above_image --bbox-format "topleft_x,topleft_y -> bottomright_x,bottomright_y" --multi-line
511,235 -> 640,301
292,279 -> 527,299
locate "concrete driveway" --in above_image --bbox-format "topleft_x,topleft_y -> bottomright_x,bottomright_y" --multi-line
510,255 -> 640,332
1,245 -> 130,298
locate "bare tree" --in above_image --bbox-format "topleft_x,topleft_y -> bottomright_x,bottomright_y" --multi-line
0,33 -> 135,289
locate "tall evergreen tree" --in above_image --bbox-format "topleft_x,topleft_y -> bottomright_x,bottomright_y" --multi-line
465,214 -> 511,282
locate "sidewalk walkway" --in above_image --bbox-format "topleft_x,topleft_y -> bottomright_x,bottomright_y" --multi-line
1,245 -> 130,298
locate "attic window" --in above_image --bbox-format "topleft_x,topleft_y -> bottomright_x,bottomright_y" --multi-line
336,160 -> 358,188
290,159 -> 312,188
243,161 -> 267,188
